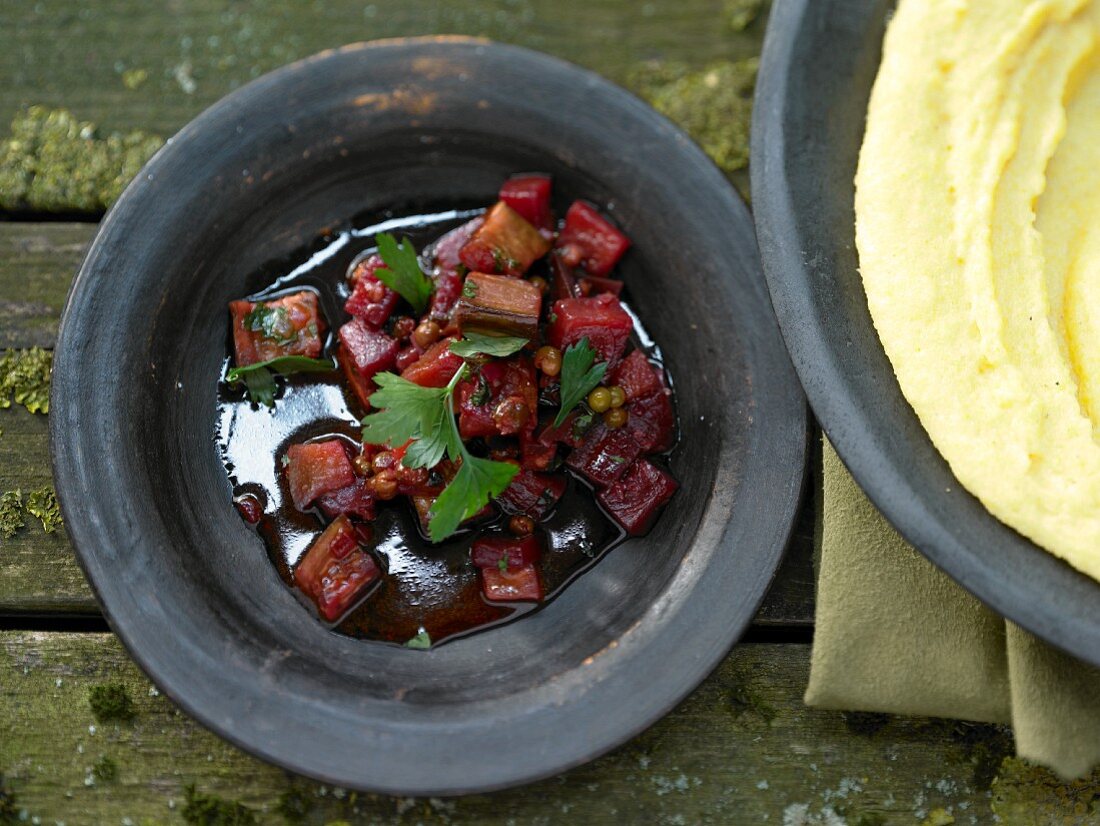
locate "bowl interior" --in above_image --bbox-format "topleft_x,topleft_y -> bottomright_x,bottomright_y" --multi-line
53,38 -> 807,792
752,0 -> 1100,665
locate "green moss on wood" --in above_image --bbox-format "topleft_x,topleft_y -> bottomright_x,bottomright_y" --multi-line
25,486 -> 61,534
275,786 -> 313,823
628,59 -> 758,201
92,755 -> 118,784
0,347 -> 51,414
726,0 -> 766,31
0,490 -> 24,539
991,758 -> 1100,823
182,783 -> 259,826
0,106 -> 162,212
87,682 -> 135,723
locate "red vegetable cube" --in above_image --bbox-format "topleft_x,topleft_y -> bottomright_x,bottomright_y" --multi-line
459,202 -> 551,277
316,477 -> 376,521
294,515 -> 381,622
597,459 -> 678,536
520,432 -> 558,471
499,175 -> 553,230
339,318 -> 398,383
555,200 -> 631,276
497,470 -> 567,519
565,424 -> 641,487
400,337 -> 465,387
627,389 -> 676,454
480,564 -> 543,602
345,254 -> 399,328
547,294 -> 634,366
610,350 -> 663,402
549,253 -> 580,301
537,410 -> 591,449
339,342 -> 375,410
455,357 -> 538,440
471,534 -> 542,569
230,290 -> 325,367
432,216 -> 484,272
285,440 -> 357,512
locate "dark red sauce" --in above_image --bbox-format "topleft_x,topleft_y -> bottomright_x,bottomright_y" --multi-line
216,189 -> 678,648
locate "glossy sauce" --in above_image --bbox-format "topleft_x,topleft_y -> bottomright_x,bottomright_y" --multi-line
215,207 -> 675,647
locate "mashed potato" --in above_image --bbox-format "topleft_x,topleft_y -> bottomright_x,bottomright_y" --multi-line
856,0 -> 1100,581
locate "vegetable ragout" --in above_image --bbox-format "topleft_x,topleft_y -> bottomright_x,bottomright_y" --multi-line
219,175 -> 679,646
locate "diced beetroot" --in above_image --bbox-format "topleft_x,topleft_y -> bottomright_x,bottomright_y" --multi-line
547,294 -> 634,365
230,291 -> 325,367
555,201 -> 631,277
394,344 -> 423,373
627,390 -> 676,454
471,534 -> 542,568
459,202 -> 551,277
537,410 -> 592,449
597,459 -> 678,536
610,350 -> 663,402
400,337 -> 464,387
481,564 -> 543,602
432,216 -> 484,272
578,276 -> 623,297
566,424 -> 642,487
521,432 -> 558,471
429,268 -> 464,323
455,357 -> 538,440
285,440 -> 357,512
499,175 -> 553,230
338,318 -> 399,383
549,253 -> 580,300
316,477 -> 376,521
345,254 -> 399,328
339,342 -> 375,410
294,515 -> 381,622
455,272 -> 542,339
497,470 -> 567,519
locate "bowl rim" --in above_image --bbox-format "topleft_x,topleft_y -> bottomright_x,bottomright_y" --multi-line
751,0 -> 1100,667
51,35 -> 809,792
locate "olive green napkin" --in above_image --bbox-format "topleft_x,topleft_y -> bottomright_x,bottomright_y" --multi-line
805,439 -> 1100,779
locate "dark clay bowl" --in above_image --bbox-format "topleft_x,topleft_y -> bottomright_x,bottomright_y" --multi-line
51,37 -> 807,793
752,0 -> 1100,666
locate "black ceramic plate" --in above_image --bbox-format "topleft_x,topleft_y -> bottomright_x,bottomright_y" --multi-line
51,38 -> 807,793
752,0 -> 1100,666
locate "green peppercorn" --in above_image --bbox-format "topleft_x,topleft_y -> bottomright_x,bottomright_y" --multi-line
587,387 -> 612,413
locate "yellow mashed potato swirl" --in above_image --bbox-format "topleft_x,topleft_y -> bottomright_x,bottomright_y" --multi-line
856,0 -> 1100,581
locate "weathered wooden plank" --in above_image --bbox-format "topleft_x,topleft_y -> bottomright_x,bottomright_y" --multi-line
5,634 -> 1089,824
0,222 -> 93,349
0,0 -> 765,139
0,221 -> 815,622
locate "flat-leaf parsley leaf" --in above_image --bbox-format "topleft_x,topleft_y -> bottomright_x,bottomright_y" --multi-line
553,337 -> 608,427
226,355 -> 336,407
449,333 -> 529,359
374,232 -> 434,315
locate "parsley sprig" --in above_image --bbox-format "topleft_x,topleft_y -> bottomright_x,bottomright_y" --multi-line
361,356 -> 519,542
449,333 -> 529,359
553,338 -> 608,427
374,232 -> 434,315
243,305 -> 297,345
226,355 -> 336,407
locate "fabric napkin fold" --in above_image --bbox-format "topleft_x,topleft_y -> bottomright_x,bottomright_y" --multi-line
805,439 -> 1100,779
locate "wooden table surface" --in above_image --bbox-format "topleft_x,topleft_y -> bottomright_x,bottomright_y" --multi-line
0,2 -> 1093,823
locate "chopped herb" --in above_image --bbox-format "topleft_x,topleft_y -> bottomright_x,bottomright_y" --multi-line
88,682 -> 135,723
25,485 -> 62,533
548,311 -> 558,324
553,338 -> 608,428
497,556 -> 509,572
361,367 -> 518,541
572,412 -> 595,441
243,304 -> 296,345
0,489 -> 24,539
469,373 -> 491,407
92,755 -> 118,783
0,347 -> 52,414
607,455 -> 627,465
462,279 -> 478,298
491,247 -> 505,272
455,263 -> 469,277
405,629 -> 432,649
181,783 -> 258,826
374,232 -> 433,314
449,333 -> 529,359
225,355 -> 335,408
280,454 -> 291,468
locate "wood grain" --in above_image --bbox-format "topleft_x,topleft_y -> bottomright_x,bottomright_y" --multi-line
6,634 -> 1077,824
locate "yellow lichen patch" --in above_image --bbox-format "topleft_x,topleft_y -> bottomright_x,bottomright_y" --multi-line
991,758 -> 1099,822
0,347 -> 51,414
